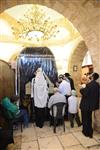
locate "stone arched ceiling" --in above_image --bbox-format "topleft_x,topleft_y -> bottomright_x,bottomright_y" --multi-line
0,0 -> 100,74
0,5 -> 81,46
0,4 -> 83,69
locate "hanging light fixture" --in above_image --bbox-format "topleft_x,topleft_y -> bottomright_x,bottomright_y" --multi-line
12,6 -> 59,42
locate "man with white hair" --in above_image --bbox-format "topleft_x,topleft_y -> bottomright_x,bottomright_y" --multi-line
48,87 -> 66,116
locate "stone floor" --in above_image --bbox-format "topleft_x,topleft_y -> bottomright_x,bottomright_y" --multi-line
7,121 -> 100,150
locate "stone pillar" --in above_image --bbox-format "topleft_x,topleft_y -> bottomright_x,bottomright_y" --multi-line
90,43 -> 100,132
94,67 -> 100,132
94,109 -> 100,133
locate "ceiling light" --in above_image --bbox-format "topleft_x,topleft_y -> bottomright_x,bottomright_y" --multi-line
12,6 -> 59,42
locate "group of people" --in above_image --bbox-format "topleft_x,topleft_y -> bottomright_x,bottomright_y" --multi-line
0,67 -> 99,143
31,67 -> 99,139
30,68 -> 81,129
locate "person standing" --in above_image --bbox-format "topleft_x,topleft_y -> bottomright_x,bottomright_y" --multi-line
64,73 -> 75,90
58,75 -> 71,120
80,72 -> 99,138
58,75 -> 71,99
30,73 -> 36,122
34,67 -> 48,128
68,90 -> 81,128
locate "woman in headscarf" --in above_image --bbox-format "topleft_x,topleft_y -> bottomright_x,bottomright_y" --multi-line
34,67 -> 48,128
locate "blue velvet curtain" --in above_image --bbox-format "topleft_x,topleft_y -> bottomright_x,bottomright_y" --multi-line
18,47 -> 58,99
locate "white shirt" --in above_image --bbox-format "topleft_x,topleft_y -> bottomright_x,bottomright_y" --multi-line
58,80 -> 71,96
68,95 -> 78,113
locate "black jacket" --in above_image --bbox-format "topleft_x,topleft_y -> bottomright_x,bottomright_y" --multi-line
68,77 -> 75,90
80,80 -> 99,111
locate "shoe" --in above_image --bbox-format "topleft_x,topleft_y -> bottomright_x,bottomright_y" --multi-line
78,123 -> 82,127
13,125 -> 18,130
82,131 -> 89,137
82,131 -> 93,138
71,124 -> 74,128
36,123 -> 39,127
89,135 -> 93,138
38,125 -> 43,128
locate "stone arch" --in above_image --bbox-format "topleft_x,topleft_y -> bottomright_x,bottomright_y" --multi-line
68,41 -> 88,93
0,0 -> 99,73
17,47 -> 58,98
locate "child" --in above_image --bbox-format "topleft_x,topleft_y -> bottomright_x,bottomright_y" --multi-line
68,90 -> 82,128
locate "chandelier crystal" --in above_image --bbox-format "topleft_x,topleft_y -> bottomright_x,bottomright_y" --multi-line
12,6 -> 59,42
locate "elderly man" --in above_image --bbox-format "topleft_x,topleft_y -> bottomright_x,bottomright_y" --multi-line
48,88 -> 66,115
48,87 -> 66,125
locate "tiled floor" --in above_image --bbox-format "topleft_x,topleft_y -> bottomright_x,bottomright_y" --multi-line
7,121 -> 100,150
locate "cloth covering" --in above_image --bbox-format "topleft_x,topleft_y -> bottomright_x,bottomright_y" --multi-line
34,68 -> 48,108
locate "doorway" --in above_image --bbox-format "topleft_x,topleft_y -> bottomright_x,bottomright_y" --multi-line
17,47 -> 58,100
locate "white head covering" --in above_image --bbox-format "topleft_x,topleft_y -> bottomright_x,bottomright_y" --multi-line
34,67 -> 48,108
35,68 -> 45,85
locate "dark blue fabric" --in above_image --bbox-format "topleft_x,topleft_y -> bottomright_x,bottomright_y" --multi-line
18,47 -> 58,99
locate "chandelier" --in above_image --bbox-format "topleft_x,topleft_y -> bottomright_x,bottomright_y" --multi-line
12,6 -> 59,42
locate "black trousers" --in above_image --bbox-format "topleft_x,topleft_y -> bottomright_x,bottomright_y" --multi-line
64,95 -> 70,120
81,110 -> 93,137
30,98 -> 35,122
34,107 -> 45,128
68,113 -> 81,127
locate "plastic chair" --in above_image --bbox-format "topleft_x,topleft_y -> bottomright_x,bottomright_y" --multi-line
50,102 -> 66,133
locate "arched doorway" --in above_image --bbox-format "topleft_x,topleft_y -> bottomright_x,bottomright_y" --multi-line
17,47 -> 58,99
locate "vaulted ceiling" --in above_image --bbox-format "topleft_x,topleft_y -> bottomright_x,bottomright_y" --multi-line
0,4 -> 81,46
0,4 -> 83,70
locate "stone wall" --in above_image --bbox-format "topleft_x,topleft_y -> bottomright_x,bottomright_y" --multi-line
68,41 -> 88,95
